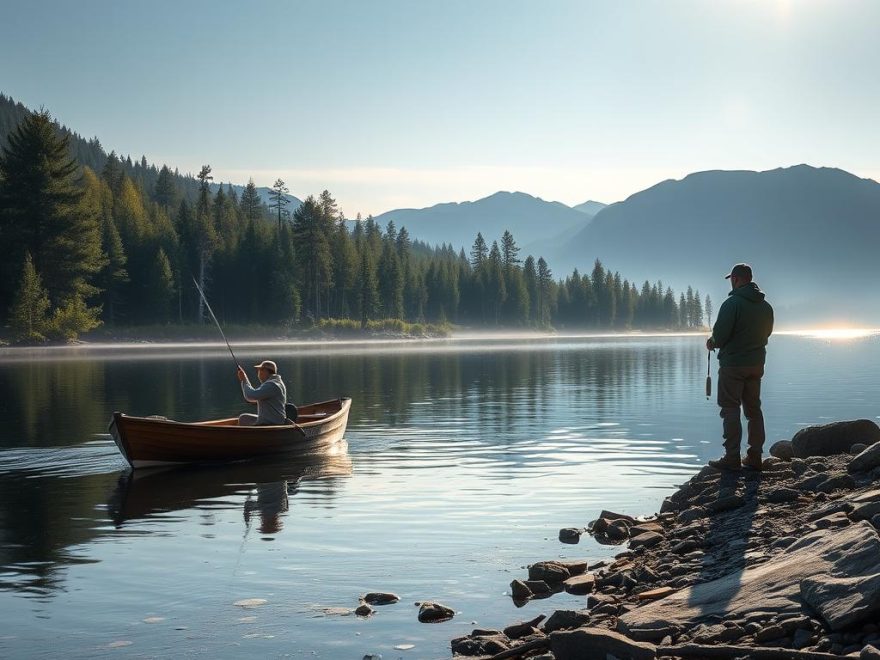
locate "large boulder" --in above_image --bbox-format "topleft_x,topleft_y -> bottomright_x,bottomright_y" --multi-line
791,420 -> 880,458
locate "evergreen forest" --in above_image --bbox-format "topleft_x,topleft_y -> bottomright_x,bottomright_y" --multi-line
0,101 -> 711,343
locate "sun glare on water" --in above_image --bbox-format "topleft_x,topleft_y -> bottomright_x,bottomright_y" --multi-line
790,328 -> 880,341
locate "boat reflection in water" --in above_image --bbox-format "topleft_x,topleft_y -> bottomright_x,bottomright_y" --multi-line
108,440 -> 352,533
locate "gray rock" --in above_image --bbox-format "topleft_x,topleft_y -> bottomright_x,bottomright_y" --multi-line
503,615 -> 545,639
792,627 -> 814,649
808,500 -> 854,521
851,443 -> 869,455
550,627 -> 656,660
630,531 -> 664,550
630,523 -> 664,536
816,473 -> 857,493
851,501 -> 880,522
707,495 -> 746,514
510,579 -> 532,600
754,624 -> 785,642
417,601 -> 454,623
555,559 -> 589,575
563,573 -> 595,595
450,634 -> 509,656
814,511 -> 851,529
770,536 -> 797,551
558,528 -> 583,543
792,419 -> 880,458
850,442 -> 880,474
587,592 -> 618,609
524,580 -> 552,595
801,572 -> 880,631
362,592 -> 400,605
543,609 -> 591,633
797,472 -> 831,492
598,509 -> 637,523
770,439 -> 794,460
861,645 -> 880,659
619,522 -> 880,637
766,487 -> 801,503
528,561 -> 571,583
790,458 -> 809,475
678,506 -> 706,524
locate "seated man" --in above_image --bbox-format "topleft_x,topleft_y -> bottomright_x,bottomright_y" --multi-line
236,360 -> 288,426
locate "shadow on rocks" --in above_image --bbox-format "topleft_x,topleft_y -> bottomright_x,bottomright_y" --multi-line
688,469 -> 762,617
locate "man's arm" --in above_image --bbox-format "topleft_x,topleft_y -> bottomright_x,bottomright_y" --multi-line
241,380 -> 277,402
710,298 -> 737,350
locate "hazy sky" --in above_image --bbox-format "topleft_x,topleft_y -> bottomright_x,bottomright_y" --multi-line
2,0 -> 878,216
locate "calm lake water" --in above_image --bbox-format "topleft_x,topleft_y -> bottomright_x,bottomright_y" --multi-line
1,332 -> 878,658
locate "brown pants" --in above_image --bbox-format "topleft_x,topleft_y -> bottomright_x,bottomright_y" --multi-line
717,365 -> 765,456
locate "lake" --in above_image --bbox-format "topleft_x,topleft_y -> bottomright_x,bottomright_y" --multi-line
0,331 -> 878,658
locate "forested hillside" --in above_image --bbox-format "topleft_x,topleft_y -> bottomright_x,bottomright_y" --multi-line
0,97 -> 707,342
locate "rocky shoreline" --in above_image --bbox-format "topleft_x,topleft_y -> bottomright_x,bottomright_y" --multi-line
451,419 -> 880,659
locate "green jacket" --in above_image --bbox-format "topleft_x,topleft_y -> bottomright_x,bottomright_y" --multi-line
711,282 -> 774,367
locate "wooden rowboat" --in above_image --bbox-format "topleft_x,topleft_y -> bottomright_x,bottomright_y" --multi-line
109,397 -> 351,469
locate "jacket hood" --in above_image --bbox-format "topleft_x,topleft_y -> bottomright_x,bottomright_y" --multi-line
730,281 -> 765,302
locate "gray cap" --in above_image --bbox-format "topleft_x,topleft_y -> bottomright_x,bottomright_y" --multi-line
724,263 -> 752,280
253,360 -> 277,373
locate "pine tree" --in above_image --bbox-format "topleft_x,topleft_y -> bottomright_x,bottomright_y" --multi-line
0,110 -> 105,317
9,252 -> 51,342
537,257 -> 553,327
500,230 -> 521,272
292,196 -> 333,321
358,249 -> 379,328
153,165 -> 177,211
705,294 -> 714,327
470,232 -> 488,270
193,165 -> 217,323
240,178 -> 263,222
269,178 -> 291,230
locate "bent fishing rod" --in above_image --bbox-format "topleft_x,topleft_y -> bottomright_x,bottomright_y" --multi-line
192,277 -> 302,430
192,276 -> 241,370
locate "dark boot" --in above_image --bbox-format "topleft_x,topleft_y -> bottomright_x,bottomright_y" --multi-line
742,450 -> 762,471
708,453 -> 742,471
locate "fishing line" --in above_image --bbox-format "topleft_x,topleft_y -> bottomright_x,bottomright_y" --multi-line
192,276 -> 240,369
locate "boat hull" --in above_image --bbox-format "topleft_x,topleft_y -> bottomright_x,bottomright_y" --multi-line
109,398 -> 351,468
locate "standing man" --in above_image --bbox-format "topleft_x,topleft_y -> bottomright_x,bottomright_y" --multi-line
236,360 -> 288,426
706,263 -> 774,471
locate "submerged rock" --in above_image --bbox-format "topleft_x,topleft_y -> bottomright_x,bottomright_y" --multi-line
417,601 -> 454,623
362,592 -> 399,605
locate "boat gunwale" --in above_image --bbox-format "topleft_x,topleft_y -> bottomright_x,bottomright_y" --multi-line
115,397 -> 351,431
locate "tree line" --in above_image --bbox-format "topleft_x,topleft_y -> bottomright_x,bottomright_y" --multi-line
0,110 -> 711,342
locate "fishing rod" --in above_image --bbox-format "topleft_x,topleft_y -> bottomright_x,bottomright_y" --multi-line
706,349 -> 713,400
191,277 -> 303,430
192,276 -> 240,370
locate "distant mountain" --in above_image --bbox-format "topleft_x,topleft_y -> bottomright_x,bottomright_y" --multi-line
373,191 -> 591,252
218,182 -> 302,211
550,165 -> 880,324
572,200 -> 607,217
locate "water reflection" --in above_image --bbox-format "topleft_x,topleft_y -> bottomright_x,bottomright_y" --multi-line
108,444 -> 352,531
0,442 -> 351,599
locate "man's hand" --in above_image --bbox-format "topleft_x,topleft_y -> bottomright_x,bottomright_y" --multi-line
236,366 -> 246,382
706,337 -> 715,351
